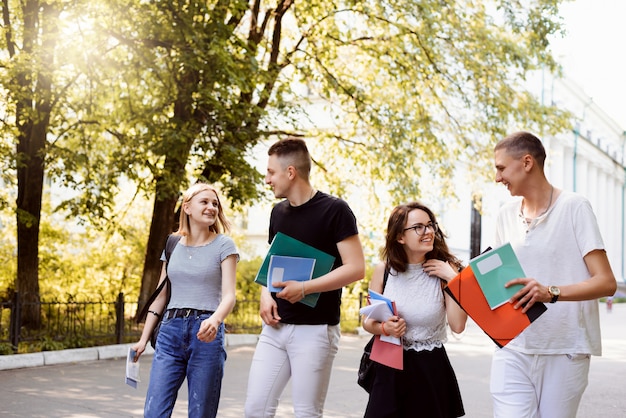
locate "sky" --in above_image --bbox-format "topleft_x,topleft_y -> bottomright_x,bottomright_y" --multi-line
550,0 -> 626,128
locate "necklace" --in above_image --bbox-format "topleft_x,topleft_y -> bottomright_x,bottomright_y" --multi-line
185,245 -> 199,259
183,233 -> 214,259
521,185 -> 554,223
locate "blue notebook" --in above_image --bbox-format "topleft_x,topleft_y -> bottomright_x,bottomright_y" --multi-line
254,232 -> 335,307
267,255 -> 316,293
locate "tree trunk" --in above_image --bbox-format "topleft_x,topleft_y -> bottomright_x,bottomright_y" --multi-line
136,67 -> 199,315
14,1 -> 57,328
136,186 -> 177,316
15,134 -> 44,328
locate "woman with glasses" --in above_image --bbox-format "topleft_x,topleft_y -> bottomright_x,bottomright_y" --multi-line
362,201 -> 467,417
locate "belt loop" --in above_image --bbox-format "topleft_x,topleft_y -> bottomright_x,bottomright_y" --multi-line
185,308 -> 191,318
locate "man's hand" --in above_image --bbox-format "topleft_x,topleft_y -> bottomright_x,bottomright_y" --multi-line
260,289 -> 281,326
274,280 -> 305,304
506,277 -> 548,312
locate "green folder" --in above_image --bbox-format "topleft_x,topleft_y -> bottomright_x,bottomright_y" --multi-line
254,232 -> 336,307
469,242 -> 526,310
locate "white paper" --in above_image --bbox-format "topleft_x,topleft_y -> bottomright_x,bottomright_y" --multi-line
359,300 -> 401,345
125,347 -> 140,388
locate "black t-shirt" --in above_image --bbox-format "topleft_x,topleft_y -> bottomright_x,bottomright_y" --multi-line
268,191 -> 359,325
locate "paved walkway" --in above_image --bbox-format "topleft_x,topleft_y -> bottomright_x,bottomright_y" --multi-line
0,303 -> 624,417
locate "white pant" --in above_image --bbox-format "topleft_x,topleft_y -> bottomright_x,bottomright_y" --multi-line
490,347 -> 590,418
244,323 -> 341,418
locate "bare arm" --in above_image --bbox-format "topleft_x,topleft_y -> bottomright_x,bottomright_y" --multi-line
131,263 -> 168,359
444,293 -> 468,334
197,254 -> 237,342
259,286 -> 280,326
423,259 -> 467,333
508,249 -> 617,312
362,263 -> 406,338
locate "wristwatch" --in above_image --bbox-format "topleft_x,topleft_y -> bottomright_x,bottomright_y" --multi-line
548,286 -> 560,303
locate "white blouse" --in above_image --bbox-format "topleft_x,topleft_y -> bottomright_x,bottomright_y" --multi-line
384,264 -> 447,352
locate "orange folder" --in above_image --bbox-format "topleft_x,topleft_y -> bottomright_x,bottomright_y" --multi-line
445,265 -> 547,347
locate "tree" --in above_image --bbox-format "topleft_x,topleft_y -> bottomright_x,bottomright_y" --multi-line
74,0 -> 573,310
1,0 -> 573,318
1,1 -> 66,326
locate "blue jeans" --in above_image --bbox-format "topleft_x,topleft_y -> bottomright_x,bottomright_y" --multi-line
144,312 -> 226,418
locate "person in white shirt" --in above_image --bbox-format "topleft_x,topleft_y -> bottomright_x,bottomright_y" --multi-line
491,131 -> 617,418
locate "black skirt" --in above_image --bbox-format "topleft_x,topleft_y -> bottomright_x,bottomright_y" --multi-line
364,345 -> 465,418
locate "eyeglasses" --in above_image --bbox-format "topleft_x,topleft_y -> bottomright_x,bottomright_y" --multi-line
403,222 -> 438,236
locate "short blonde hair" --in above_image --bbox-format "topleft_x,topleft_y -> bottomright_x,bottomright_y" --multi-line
176,183 -> 231,236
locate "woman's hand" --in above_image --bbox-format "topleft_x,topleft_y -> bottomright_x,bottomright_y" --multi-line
423,259 -> 458,282
382,315 -> 406,338
197,317 -> 221,342
130,341 -> 146,362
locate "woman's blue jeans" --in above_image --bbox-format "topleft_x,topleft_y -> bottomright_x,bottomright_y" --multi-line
144,312 -> 226,418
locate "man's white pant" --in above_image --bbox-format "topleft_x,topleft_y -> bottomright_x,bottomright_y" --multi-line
490,347 -> 590,418
244,323 -> 341,418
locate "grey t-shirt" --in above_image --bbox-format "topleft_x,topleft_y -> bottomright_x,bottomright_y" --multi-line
160,234 -> 238,311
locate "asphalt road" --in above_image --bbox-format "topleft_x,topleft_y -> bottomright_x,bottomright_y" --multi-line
1,303 -> 624,417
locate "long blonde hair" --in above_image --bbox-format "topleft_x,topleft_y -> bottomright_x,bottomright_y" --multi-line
176,183 -> 231,236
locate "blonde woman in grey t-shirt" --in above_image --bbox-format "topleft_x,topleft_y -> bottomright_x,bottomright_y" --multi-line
132,183 -> 239,418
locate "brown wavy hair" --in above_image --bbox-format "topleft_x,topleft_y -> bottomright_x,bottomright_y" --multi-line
381,201 -> 463,274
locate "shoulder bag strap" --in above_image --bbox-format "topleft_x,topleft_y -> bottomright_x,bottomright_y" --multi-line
136,234 -> 181,323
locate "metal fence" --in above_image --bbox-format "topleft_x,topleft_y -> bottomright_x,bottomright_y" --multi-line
0,291 -> 365,355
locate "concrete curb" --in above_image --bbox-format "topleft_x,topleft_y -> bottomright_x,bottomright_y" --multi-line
0,333 -> 258,371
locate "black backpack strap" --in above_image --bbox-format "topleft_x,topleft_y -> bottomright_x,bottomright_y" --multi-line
164,234 -> 182,265
137,234 -> 181,323
383,267 -> 389,291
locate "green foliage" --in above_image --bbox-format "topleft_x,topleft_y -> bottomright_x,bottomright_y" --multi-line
283,0 -> 572,208
37,336 -> 67,352
32,193 -> 150,302
0,214 -> 16,299
228,256 -> 264,332
0,0 -> 574,316
236,256 -> 264,300
0,343 -> 14,355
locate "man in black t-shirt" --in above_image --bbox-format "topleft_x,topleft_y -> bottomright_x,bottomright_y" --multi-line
244,138 -> 365,417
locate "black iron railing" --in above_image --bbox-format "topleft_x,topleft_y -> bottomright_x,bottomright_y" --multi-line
0,292 -> 364,355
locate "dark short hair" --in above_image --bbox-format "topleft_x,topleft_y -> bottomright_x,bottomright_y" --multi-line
381,201 -> 463,274
268,137 -> 312,178
494,131 -> 546,168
